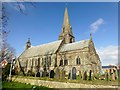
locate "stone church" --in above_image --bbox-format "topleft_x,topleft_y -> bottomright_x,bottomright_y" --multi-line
16,7 -> 101,76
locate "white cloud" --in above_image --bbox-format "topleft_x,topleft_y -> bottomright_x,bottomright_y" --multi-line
90,18 -> 105,33
96,45 -> 118,66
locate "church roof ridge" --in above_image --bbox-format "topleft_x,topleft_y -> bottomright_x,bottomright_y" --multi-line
19,40 -> 63,58
64,39 -> 90,45
60,39 -> 90,52
29,40 -> 63,49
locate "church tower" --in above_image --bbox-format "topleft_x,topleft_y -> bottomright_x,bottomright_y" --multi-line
59,7 -> 75,44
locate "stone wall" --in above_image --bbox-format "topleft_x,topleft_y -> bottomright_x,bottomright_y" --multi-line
12,77 -> 117,88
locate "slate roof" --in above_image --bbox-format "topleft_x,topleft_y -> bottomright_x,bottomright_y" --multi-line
19,40 -> 63,58
19,39 -> 90,58
60,39 -> 90,52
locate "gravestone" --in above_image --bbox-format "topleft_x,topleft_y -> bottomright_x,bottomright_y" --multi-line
42,71 -> 46,77
79,71 -> 82,79
54,67 -> 60,79
68,71 -> 71,79
83,71 -> 87,80
111,70 -> 115,80
36,72 -> 40,77
61,70 -> 65,80
105,72 -> 109,81
50,70 -> 54,78
114,69 -> 118,79
71,67 -> 76,80
89,70 -> 92,80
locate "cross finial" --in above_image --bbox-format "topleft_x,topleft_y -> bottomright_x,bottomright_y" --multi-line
90,33 -> 92,37
90,33 -> 92,41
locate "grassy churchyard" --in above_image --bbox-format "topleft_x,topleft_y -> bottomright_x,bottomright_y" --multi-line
2,81 -> 52,90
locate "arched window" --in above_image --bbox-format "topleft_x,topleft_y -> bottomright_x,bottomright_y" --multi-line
38,58 -> 40,67
64,59 -> 68,66
76,57 -> 81,65
59,59 -> 63,66
42,58 -> 44,65
49,57 -> 51,66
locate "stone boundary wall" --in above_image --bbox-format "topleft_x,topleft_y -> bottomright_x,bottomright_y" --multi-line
12,77 -> 118,88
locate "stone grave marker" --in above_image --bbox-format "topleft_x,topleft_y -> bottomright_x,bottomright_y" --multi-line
105,72 -> 109,81
79,71 -> 82,79
36,72 -> 40,77
111,69 -> 115,80
49,70 -> 54,78
83,71 -> 87,80
71,67 -> 76,80
61,70 -> 65,80
54,67 -> 60,79
89,70 -> 92,80
68,71 -> 71,79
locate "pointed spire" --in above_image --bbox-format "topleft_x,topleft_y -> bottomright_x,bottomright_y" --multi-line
63,7 -> 70,27
58,7 -> 75,43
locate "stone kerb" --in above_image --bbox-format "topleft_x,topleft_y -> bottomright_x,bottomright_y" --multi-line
12,77 -> 117,88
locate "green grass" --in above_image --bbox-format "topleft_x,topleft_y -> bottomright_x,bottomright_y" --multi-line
2,81 -> 52,90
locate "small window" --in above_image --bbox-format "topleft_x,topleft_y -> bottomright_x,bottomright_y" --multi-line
64,59 -> 68,66
42,58 -> 44,65
59,60 -> 63,66
49,57 -> 51,66
76,57 -> 81,65
38,58 -> 40,66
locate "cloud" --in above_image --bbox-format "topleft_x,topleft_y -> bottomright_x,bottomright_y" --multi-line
90,18 -> 105,33
96,45 -> 118,66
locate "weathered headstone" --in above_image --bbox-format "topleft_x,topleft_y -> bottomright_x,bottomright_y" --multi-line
50,70 -> 54,78
61,70 -> 65,80
83,71 -> 87,80
36,72 -> 40,77
71,67 -> 76,80
105,72 -> 109,81
42,71 -> 46,77
79,71 -> 82,79
111,70 -> 115,80
68,71 -> 71,79
89,70 -> 92,80
54,67 -> 60,79
115,69 -> 118,79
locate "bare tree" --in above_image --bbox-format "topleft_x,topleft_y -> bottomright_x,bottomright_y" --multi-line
0,2 -> 36,62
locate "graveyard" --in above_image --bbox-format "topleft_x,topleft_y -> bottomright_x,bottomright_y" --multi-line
11,67 -> 119,88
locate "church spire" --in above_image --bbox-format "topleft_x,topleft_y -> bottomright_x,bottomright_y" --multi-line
58,7 -> 75,44
63,7 -> 70,27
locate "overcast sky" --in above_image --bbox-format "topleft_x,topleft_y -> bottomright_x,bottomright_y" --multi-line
4,2 -> 118,66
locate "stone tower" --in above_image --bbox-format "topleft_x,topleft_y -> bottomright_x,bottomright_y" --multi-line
59,7 -> 75,44
26,38 -> 31,50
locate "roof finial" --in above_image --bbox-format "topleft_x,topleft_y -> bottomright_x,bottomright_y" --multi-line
90,33 -> 92,37
90,33 -> 92,41
28,38 -> 30,42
